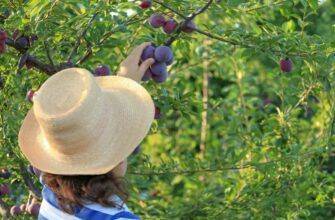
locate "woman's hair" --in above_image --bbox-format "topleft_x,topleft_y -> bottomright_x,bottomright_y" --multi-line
42,172 -> 129,214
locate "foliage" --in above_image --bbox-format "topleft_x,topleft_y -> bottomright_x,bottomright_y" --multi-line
0,0 -> 335,219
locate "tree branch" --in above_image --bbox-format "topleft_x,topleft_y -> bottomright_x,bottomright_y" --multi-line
5,38 -> 57,74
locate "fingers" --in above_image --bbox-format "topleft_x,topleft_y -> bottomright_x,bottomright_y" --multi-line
139,58 -> 155,75
130,42 -> 152,61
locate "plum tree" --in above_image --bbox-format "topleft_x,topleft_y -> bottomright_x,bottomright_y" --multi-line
163,19 -> 178,34
150,62 -> 167,76
139,0 -> 152,9
94,65 -> 111,76
149,14 -> 166,28
280,58 -> 293,72
181,20 -> 196,33
154,46 -> 173,63
141,45 -> 156,61
10,206 -> 21,216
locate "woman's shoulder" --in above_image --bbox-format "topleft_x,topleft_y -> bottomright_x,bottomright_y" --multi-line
40,184 -> 140,220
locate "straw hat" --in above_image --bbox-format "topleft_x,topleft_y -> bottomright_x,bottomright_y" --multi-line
18,68 -> 154,175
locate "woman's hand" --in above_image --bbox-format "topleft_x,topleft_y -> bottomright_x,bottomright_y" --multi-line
117,42 -> 155,82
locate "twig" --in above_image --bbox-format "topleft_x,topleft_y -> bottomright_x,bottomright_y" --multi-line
68,12 -> 98,62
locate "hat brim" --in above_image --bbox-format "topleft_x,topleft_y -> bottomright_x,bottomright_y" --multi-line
18,76 -> 154,175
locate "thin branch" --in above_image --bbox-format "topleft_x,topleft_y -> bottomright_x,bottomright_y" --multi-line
68,12 -> 98,62
188,0 -> 214,21
5,38 -> 57,74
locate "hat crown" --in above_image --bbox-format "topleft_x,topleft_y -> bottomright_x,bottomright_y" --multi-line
34,68 -> 106,155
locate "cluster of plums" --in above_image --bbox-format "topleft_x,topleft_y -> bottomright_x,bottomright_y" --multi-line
0,168 -> 40,217
9,198 -> 40,217
141,45 -> 173,83
149,13 -> 196,35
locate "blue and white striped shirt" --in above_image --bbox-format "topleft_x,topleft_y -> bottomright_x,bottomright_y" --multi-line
38,183 -> 140,220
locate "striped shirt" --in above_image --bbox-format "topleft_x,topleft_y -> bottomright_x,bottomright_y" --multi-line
38,178 -> 139,220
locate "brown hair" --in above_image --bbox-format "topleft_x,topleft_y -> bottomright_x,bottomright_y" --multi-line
42,172 -> 129,214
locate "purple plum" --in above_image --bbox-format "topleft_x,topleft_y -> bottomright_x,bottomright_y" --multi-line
152,71 -> 168,83
150,62 -> 167,76
10,206 -> 21,216
154,46 -> 173,63
141,45 -> 155,61
154,106 -> 161,119
140,0 -> 152,9
0,184 -> 10,195
27,203 -> 40,216
280,58 -> 293,73
94,65 -> 111,76
15,36 -> 29,48
149,14 -> 166,28
181,20 -> 196,33
20,204 -> 26,212
163,19 -> 177,34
